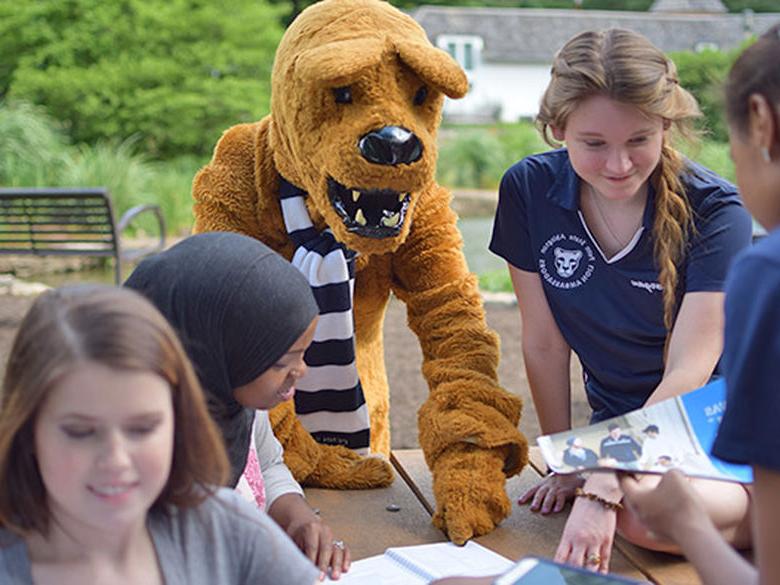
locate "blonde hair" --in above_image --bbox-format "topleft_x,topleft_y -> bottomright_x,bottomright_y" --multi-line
537,28 -> 701,332
0,285 -> 230,536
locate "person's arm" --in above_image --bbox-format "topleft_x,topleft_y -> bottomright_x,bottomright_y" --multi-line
508,265 -> 572,435
753,466 -> 780,585
620,470 -> 758,585
645,291 -> 724,406
511,265 -> 584,514
254,411 -> 304,507
555,470 -> 622,572
257,412 -> 351,579
267,493 -> 349,580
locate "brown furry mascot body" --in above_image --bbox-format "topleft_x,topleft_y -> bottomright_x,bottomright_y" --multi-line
193,0 -> 528,543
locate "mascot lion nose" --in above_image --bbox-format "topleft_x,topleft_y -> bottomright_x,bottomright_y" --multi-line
358,126 -> 422,165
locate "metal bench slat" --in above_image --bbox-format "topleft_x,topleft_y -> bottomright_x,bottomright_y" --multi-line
0,227 -> 114,235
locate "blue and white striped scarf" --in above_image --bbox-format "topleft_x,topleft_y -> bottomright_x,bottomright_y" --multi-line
279,178 -> 371,453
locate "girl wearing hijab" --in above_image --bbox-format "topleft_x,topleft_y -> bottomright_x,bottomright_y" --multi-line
125,232 -> 350,580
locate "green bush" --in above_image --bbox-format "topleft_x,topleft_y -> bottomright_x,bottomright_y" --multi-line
437,122 -> 547,189
670,46 -> 745,142
1,0 -> 284,159
681,140 -> 735,183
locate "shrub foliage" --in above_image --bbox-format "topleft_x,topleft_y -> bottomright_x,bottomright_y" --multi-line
0,0 -> 284,159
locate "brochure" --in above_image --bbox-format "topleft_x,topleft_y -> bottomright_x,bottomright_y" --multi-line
537,379 -> 752,483
323,541 -> 513,584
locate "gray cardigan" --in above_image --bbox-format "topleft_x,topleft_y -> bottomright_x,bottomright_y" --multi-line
0,488 -> 318,584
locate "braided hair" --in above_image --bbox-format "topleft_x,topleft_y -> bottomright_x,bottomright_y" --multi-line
536,28 -> 701,333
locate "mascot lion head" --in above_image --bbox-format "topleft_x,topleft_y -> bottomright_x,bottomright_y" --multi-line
269,0 -> 468,255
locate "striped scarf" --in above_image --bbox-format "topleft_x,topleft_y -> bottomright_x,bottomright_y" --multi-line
279,178 -> 371,452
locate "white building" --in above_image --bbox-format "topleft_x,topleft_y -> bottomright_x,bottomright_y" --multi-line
412,0 -> 780,123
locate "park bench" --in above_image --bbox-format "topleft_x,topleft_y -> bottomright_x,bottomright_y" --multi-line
0,187 -> 166,284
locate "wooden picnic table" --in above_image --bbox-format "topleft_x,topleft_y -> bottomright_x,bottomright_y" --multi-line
306,448 -> 703,584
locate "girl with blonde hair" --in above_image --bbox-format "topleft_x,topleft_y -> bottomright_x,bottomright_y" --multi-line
490,28 -> 753,571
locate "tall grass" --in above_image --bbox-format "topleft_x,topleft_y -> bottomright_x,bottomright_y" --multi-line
0,100 -> 200,234
0,101 -> 70,186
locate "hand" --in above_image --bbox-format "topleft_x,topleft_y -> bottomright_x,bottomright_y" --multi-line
554,495 -> 617,573
287,516 -> 351,580
518,473 -> 584,514
432,444 -> 512,545
305,446 -> 394,489
619,470 -> 705,544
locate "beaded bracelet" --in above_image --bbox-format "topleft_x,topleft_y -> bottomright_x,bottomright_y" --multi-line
574,487 -> 624,511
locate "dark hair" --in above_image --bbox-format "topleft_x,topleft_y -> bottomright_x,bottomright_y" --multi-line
643,424 -> 660,434
607,423 -> 620,431
725,24 -> 780,139
0,285 -> 230,536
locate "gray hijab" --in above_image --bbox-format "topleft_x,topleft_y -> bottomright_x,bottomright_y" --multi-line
125,232 -> 319,486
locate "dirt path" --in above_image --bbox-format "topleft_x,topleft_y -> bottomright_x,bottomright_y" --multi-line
0,292 -> 593,449
385,296 -> 592,448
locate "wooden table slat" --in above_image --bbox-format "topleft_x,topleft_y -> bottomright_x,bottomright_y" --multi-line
304,465 -> 446,560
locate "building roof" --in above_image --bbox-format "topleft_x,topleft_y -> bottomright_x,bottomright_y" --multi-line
649,0 -> 727,12
412,5 -> 780,63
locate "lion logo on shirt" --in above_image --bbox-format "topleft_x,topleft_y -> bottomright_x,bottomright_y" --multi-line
554,247 -> 582,278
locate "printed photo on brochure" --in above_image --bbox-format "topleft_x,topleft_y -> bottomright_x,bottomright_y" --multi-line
537,379 -> 752,483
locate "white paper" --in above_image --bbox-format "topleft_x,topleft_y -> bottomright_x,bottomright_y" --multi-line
324,541 -> 513,584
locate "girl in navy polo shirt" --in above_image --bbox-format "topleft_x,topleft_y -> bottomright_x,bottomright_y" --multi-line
490,29 -> 754,571
620,25 -> 780,585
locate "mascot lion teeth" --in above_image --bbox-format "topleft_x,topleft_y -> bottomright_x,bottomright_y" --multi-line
193,0 -> 528,543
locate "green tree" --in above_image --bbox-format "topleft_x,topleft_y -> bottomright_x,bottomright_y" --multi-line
1,0 -> 285,159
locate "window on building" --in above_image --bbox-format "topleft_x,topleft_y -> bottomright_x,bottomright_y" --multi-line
436,35 -> 483,73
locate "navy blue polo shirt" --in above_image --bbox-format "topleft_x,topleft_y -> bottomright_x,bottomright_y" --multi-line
490,149 -> 752,420
712,227 -> 780,472
600,433 -> 642,462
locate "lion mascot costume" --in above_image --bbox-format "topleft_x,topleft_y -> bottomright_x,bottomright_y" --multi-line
192,0 -> 528,543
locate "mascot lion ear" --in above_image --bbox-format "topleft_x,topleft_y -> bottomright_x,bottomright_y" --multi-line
294,38 -> 385,85
396,42 -> 468,99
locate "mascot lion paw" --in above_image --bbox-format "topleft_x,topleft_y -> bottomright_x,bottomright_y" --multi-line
270,399 -> 393,489
305,446 -> 394,489
431,444 -> 513,545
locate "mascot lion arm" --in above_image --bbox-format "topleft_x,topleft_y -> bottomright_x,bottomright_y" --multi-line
192,122 -> 393,490
192,123 -> 265,237
391,184 -> 529,543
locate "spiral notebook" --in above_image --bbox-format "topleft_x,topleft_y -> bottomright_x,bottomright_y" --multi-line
324,541 -> 513,584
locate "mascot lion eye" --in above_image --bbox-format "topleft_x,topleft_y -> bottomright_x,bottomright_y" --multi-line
333,86 -> 353,104
413,86 -> 428,106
